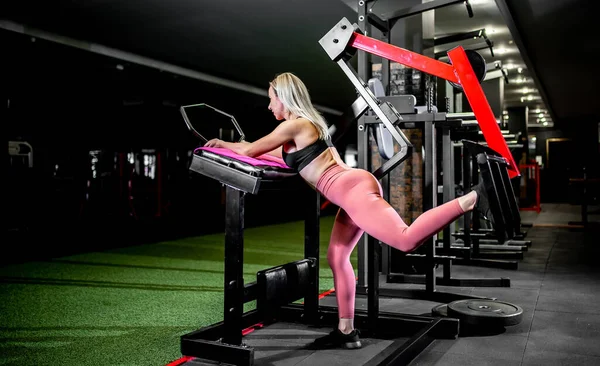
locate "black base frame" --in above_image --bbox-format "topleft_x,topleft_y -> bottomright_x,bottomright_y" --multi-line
181,304 -> 459,366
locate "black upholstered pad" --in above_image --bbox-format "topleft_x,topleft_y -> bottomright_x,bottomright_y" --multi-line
190,149 -> 298,195
193,149 -> 296,179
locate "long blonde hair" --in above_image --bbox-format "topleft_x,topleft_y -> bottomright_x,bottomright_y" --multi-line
269,72 -> 330,139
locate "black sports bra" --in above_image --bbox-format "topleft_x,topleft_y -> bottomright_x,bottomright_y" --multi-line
282,137 -> 334,172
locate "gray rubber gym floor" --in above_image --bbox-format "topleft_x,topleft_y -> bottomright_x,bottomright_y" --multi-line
404,204 -> 600,365
186,203 -> 600,365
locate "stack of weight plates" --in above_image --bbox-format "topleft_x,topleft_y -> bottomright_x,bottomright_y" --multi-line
432,299 -> 523,328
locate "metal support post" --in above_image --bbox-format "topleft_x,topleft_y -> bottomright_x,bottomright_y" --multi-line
441,125 -> 454,280
356,0 -> 371,293
357,118 -> 370,291
223,186 -> 245,346
423,121 -> 437,293
304,187 -> 320,323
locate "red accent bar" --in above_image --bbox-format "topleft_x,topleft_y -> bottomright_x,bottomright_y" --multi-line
318,288 -> 336,299
448,47 -> 519,177
351,33 -> 459,83
165,356 -> 194,366
349,32 -> 520,178
519,163 -> 541,213
242,323 -> 264,336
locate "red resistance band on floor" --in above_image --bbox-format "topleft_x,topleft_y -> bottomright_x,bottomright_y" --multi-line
165,356 -> 194,366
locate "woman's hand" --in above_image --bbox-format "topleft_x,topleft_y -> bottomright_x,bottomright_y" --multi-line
204,138 -> 223,148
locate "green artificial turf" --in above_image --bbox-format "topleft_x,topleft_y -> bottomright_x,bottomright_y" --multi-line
0,215 -> 357,366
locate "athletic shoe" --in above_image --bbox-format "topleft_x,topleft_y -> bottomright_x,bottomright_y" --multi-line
312,328 -> 362,349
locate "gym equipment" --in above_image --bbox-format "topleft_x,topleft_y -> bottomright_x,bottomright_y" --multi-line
79,149 -> 124,219
445,123 -> 531,241
568,166 -> 600,227
372,0 -> 474,27
8,140 -> 35,236
320,16 -> 520,297
127,149 -> 165,219
448,299 -> 523,327
178,105 -> 459,366
434,28 -> 494,58
360,93 -> 515,290
463,140 -> 525,243
178,13 -> 521,364
321,18 -> 518,177
8,140 -> 33,168
434,128 -> 528,270
433,299 -> 523,328
519,163 -> 542,213
79,149 -> 166,220
180,102 -> 245,145
446,49 -> 487,91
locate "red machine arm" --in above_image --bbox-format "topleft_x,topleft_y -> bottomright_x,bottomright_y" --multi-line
448,47 -> 519,176
349,32 -> 519,178
351,33 -> 459,84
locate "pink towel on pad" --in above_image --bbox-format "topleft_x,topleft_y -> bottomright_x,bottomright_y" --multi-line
195,147 -> 290,169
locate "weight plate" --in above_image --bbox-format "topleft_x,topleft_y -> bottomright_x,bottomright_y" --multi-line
447,299 -> 523,327
448,49 -> 487,90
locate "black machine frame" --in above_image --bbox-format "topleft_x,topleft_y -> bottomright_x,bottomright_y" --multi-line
375,117 -> 515,291
444,124 -> 531,256
435,125 -> 525,271
335,4 -> 517,302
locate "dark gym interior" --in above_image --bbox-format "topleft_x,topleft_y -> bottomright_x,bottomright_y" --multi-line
2,0 -> 599,365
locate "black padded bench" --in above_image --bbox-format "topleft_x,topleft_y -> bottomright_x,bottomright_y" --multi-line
189,148 -> 298,195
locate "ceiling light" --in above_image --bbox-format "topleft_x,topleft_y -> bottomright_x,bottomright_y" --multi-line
543,122 -> 548,126
535,108 -> 541,113
517,67 -> 523,73
538,113 -> 544,118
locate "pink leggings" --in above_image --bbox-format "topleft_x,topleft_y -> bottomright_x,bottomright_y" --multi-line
316,165 -> 465,319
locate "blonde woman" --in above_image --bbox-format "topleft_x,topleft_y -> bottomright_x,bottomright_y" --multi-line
204,72 -> 488,349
